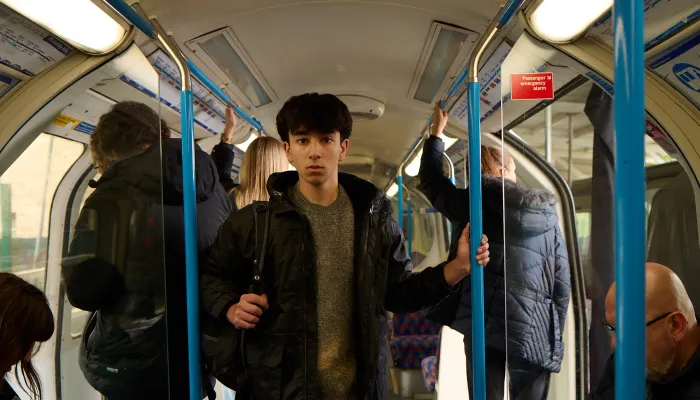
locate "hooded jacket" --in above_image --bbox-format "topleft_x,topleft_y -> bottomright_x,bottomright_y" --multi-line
200,171 -> 457,400
62,139 -> 231,394
418,136 -> 570,372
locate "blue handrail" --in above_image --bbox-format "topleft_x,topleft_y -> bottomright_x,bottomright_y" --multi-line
397,175 -> 404,231
407,198 -> 413,255
498,0 -> 527,28
464,1 -> 522,398
613,0 -> 646,398
106,0 -> 263,134
466,81 -> 487,400
180,89 -> 203,400
186,59 -> 264,132
104,0 -> 156,39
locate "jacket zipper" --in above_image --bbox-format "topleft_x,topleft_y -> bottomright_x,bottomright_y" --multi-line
365,202 -> 376,398
301,218 -> 309,399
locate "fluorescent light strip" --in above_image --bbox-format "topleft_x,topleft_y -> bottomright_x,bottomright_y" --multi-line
528,0 -> 612,43
1,0 -> 127,54
235,132 -> 258,152
386,183 -> 399,198
404,149 -> 423,177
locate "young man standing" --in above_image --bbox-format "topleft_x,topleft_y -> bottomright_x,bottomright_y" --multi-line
200,93 -> 489,400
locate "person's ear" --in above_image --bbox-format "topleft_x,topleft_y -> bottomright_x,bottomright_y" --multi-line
284,141 -> 293,164
339,139 -> 349,162
669,312 -> 688,343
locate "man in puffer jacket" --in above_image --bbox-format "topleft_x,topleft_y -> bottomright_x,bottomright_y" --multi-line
61,101 -> 231,399
419,103 -> 571,400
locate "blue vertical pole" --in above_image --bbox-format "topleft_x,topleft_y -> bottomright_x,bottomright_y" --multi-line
467,81 -> 486,400
397,175 -> 404,232
407,198 -> 413,255
181,89 -> 203,399
613,0 -> 646,398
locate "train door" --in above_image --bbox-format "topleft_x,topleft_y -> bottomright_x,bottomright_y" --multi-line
52,49 -> 170,400
1,132 -> 89,399
0,20 -> 174,397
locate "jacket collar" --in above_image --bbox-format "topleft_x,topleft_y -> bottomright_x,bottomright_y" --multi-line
266,171 -> 384,215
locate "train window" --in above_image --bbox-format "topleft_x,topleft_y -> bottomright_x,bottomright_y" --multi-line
0,133 -> 84,289
555,81 -> 699,391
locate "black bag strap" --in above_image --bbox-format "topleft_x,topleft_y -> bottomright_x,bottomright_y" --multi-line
240,201 -> 271,398
250,201 -> 270,295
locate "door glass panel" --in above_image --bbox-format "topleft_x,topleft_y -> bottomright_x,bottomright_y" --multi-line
58,45 -> 174,399
0,134 -> 84,289
498,40 -> 577,399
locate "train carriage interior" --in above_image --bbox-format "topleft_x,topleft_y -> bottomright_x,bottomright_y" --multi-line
0,0 -> 699,399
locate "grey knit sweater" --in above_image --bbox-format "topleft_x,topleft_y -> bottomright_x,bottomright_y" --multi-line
290,183 -> 356,399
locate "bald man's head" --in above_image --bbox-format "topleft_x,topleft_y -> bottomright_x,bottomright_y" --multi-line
605,263 -> 695,324
604,262 -> 698,381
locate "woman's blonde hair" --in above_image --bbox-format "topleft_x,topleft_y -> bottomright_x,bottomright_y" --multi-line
233,136 -> 288,209
481,145 -> 512,178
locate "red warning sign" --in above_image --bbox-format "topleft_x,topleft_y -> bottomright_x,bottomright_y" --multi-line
510,72 -> 554,101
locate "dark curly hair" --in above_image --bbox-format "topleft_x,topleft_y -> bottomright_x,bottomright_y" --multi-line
90,101 -> 170,169
276,93 -> 352,143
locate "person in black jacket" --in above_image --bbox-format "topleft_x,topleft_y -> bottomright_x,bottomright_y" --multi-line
211,103 -> 242,194
62,101 -> 231,399
588,262 -> 700,400
419,103 -> 570,400
0,273 -> 54,400
200,93 -> 491,400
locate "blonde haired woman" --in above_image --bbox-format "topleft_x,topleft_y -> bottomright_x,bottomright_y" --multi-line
229,136 -> 289,210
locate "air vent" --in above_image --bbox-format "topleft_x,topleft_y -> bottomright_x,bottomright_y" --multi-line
186,28 -> 277,107
352,112 -> 380,121
409,22 -> 478,104
337,95 -> 385,121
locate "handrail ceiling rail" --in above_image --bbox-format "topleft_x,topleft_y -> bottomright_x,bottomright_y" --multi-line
104,0 -> 262,132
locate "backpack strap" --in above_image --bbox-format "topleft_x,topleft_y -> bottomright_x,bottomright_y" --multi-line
250,201 -> 270,294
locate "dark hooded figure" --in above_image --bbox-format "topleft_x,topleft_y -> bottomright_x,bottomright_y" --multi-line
61,101 -> 231,399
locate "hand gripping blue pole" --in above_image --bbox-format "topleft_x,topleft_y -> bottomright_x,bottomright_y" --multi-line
467,81 -> 486,400
613,0 -> 646,398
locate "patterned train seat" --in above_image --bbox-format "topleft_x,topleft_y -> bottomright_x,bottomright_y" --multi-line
390,312 -> 441,369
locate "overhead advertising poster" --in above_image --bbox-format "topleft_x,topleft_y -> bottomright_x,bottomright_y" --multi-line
588,0 -> 700,49
147,49 -> 228,135
0,3 -> 71,76
47,93 -> 112,143
449,41 -> 512,126
0,72 -> 19,97
648,33 -> 700,109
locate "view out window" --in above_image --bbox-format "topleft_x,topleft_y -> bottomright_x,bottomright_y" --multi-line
0,133 -> 84,289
